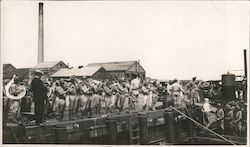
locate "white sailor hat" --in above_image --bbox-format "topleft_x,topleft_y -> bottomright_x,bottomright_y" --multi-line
204,98 -> 209,102
34,70 -> 44,75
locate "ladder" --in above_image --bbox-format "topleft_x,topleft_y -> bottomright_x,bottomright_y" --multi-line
128,115 -> 140,145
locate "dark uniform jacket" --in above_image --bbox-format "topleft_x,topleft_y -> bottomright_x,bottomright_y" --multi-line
31,78 -> 47,102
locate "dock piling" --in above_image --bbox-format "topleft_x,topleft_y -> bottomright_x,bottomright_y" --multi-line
138,112 -> 149,145
106,117 -> 117,144
164,108 -> 175,144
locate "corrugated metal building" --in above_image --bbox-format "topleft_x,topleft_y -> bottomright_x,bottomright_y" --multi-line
51,66 -> 111,80
86,60 -> 145,80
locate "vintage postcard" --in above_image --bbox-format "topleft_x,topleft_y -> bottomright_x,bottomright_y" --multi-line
1,0 -> 249,146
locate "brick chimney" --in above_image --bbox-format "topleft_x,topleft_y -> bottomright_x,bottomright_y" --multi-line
38,2 -> 44,63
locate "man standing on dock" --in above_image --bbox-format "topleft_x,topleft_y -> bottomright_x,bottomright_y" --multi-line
168,79 -> 185,107
54,80 -> 67,121
202,98 -> 212,127
31,70 -> 47,126
141,82 -> 150,111
216,103 -> 224,134
130,73 -> 141,112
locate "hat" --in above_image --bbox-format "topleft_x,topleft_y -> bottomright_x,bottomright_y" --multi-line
156,80 -> 160,86
204,98 -> 209,102
64,78 -> 71,82
60,79 -> 65,83
231,101 -> 237,106
235,106 -> 240,110
173,78 -> 178,83
225,104 -> 233,110
202,82 -> 210,87
34,70 -> 43,75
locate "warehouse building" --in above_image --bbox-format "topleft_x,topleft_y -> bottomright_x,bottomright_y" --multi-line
31,61 -> 68,80
86,61 -> 145,81
3,64 -> 17,79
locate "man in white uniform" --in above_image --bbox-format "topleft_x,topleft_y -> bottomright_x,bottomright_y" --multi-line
130,74 -> 141,112
202,98 -> 212,127
168,79 -> 185,108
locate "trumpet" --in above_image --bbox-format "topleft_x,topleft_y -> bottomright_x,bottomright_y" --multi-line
4,75 -> 26,100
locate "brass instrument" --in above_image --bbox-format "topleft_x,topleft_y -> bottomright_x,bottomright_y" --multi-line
5,75 -> 26,100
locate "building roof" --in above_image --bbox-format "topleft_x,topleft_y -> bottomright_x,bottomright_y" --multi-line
51,66 -> 104,78
3,64 -> 17,79
3,64 -> 9,69
3,64 -> 16,70
16,68 -> 30,79
86,61 -> 137,71
33,61 -> 63,69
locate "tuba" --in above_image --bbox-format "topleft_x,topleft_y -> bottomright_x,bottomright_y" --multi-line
5,75 -> 26,100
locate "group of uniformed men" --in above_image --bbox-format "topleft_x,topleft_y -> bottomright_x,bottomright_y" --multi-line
2,71 -> 247,137
3,71 -> 195,125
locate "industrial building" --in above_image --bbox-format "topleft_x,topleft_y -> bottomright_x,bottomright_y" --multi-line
3,64 -> 17,79
86,61 -> 145,80
31,61 -> 68,80
3,64 -> 30,81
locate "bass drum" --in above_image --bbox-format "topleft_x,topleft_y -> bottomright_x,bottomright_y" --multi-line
5,75 -> 26,100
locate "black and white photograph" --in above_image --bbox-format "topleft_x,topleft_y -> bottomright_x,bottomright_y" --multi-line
1,0 -> 249,145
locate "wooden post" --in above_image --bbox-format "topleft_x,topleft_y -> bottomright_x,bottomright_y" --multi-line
175,114 -> 181,144
138,112 -> 148,145
106,118 -> 117,144
164,108 -> 175,144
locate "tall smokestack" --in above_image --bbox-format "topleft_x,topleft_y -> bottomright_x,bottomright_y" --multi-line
38,2 -> 44,63
244,49 -> 247,78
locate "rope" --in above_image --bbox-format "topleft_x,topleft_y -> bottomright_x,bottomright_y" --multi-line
170,106 -> 237,145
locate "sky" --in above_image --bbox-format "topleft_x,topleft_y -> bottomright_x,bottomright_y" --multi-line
1,1 -> 249,80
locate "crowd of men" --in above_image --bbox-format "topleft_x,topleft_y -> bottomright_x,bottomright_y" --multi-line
2,71 -> 247,137
201,98 -> 246,137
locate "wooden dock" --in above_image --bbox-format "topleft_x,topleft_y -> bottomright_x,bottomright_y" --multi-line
3,107 -> 247,145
